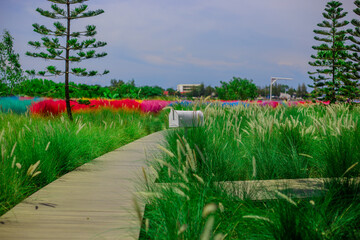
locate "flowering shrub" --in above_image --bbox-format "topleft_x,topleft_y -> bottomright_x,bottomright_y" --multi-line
30,99 -> 66,116
141,100 -> 170,113
30,99 -> 158,116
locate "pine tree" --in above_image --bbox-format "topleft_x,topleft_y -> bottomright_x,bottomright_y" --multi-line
301,83 -> 308,98
0,30 -> 24,95
308,1 -> 351,103
347,0 -> 360,98
26,0 -> 109,120
296,84 -> 301,98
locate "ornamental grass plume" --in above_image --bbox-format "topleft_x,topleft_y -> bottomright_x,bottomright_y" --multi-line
26,160 -> 41,178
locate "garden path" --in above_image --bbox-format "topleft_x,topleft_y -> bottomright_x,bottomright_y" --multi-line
0,131 -> 165,240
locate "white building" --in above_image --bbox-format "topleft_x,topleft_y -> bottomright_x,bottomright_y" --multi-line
177,84 -> 201,93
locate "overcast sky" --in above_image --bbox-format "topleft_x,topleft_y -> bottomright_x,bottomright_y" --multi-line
0,0 -> 357,89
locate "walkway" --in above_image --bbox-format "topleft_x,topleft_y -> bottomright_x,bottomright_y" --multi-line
0,131 -> 165,240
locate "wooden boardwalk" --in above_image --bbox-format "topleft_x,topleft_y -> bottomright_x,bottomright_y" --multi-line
0,131 -> 165,240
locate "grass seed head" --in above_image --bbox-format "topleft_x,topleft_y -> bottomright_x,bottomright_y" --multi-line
218,202 -> 224,213
200,215 -> 215,240
10,142 -> 17,158
202,203 -> 218,218
157,144 -> 175,158
0,129 -> 5,143
193,173 -> 205,184
16,162 -> 21,169
31,171 -> 41,178
214,233 -> 226,240
45,141 -> 51,151
27,160 -> 41,177
177,224 -> 188,235
11,156 -> 16,168
252,156 -> 257,178
76,123 -> 86,135
172,187 -> 189,200
145,218 -> 149,233
243,215 -> 273,224
274,190 -> 297,207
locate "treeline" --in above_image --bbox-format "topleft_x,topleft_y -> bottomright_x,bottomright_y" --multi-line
184,78 -> 308,100
256,83 -> 308,99
1,78 -> 165,99
1,76 -> 310,100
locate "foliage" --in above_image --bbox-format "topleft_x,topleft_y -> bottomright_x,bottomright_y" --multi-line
186,83 -> 205,98
110,78 -> 125,90
140,176 -> 360,239
0,30 -> 24,94
0,109 -> 167,216
13,78 -> 113,98
26,0 -> 109,120
160,103 -> 360,182
216,77 -> 257,100
110,80 -> 164,99
0,82 -> 10,96
296,83 -> 308,98
185,83 -> 216,98
165,87 -> 177,96
347,0 -> 360,82
308,1 -> 356,102
139,85 -> 164,99
139,103 -> 360,239
257,84 -> 300,98
11,78 -> 166,99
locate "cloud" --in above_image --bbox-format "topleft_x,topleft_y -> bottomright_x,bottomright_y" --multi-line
1,0 -> 357,88
141,55 -> 178,66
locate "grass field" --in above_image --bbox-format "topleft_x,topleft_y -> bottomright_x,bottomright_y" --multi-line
139,103 -> 360,239
0,109 -> 167,216
159,103 -> 360,182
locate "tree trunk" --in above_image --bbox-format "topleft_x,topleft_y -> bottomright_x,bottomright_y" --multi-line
65,0 -> 73,121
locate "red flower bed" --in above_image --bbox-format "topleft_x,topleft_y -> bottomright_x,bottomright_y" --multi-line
29,99 -> 145,116
30,99 -> 66,116
109,99 -> 141,110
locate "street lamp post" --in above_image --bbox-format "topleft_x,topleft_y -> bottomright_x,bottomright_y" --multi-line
270,77 -> 293,101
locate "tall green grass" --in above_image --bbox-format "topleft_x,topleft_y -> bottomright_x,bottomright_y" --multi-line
138,103 -> 360,239
159,104 -> 360,182
139,176 -> 360,239
0,109 -> 167,216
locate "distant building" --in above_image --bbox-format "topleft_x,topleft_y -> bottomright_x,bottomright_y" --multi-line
177,84 -> 201,94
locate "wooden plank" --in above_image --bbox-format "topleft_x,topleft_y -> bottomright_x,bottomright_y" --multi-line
0,131 -> 165,240
157,177 -> 360,201
216,178 -> 327,200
